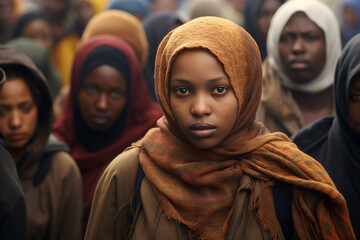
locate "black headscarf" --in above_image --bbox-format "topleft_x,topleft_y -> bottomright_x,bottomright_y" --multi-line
293,34 -> 360,238
142,11 -> 184,101
243,0 -> 285,61
74,45 -> 131,152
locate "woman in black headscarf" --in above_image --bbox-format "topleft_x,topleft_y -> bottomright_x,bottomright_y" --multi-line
243,0 -> 285,61
292,34 -> 360,239
142,11 -> 184,101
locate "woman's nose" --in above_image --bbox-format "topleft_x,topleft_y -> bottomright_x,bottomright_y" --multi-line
9,111 -> 22,129
190,94 -> 211,117
292,37 -> 305,54
95,94 -> 109,111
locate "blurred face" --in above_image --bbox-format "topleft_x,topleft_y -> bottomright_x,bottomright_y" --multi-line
348,74 -> 360,132
43,0 -> 68,20
279,12 -> 326,84
169,49 -> 238,150
78,65 -> 127,131
0,78 -> 38,154
77,0 -> 94,28
151,0 -> 177,12
0,0 -> 13,29
21,19 -> 54,49
343,6 -> 357,28
256,0 -> 282,45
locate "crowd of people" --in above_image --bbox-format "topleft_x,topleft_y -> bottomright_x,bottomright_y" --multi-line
0,0 -> 359,239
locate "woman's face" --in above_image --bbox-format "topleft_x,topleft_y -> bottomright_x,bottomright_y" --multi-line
42,0 -> 69,20
21,19 -> 54,50
278,12 -> 326,84
255,0 -> 282,45
169,49 -> 238,150
348,74 -> 360,132
0,78 -> 38,152
78,65 -> 127,131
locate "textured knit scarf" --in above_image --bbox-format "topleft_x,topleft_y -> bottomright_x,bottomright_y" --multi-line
139,17 -> 355,240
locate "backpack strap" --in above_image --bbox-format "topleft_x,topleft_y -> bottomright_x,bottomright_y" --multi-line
130,161 -> 145,223
273,181 -> 294,239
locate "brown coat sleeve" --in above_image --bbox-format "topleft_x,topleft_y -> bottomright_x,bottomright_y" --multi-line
49,151 -> 83,240
84,147 -> 140,240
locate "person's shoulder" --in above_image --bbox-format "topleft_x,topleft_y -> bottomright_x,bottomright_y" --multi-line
51,151 -> 80,175
105,146 -> 141,177
291,116 -> 334,153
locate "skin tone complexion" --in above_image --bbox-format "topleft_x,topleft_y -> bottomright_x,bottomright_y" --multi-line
169,49 -> 238,150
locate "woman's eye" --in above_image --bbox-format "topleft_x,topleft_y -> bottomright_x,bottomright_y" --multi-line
349,93 -> 360,101
0,107 -> 7,117
109,90 -> 125,99
85,86 -> 98,96
20,104 -> 33,113
175,87 -> 190,95
213,86 -> 227,94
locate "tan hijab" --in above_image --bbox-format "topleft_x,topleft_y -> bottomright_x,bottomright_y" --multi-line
79,10 -> 148,67
139,17 -> 355,240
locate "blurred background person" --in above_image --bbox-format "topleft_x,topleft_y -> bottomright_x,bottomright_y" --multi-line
151,0 -> 179,13
52,35 -> 163,233
80,10 -> 149,68
243,0 -> 285,61
142,11 -> 185,101
6,37 -> 61,98
256,0 -> 341,137
292,33 -> 360,239
0,45 -> 82,240
0,60 -> 27,240
340,0 -> 360,46
10,10 -> 54,50
40,0 -> 76,41
222,0 -> 247,25
0,0 -> 24,43
107,0 -> 151,21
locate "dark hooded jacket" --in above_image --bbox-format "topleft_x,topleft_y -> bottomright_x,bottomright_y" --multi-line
0,131 -> 27,240
0,45 -> 82,240
292,34 -> 360,239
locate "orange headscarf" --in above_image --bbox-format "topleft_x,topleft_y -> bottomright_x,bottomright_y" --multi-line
139,17 -> 355,240
79,10 -> 148,67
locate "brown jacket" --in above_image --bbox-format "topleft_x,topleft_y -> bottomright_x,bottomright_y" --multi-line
256,60 -> 335,137
85,147 -> 320,240
18,135 -> 82,240
0,46 -> 82,240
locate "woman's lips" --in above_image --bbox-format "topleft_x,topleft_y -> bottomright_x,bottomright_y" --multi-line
91,116 -> 109,125
289,59 -> 309,70
8,133 -> 25,141
189,123 -> 216,138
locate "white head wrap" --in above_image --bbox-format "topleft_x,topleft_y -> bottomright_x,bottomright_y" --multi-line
267,0 -> 341,94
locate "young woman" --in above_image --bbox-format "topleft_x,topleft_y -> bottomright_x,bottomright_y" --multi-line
0,45 -> 82,239
52,35 -> 163,229
85,17 -> 355,240
293,33 -> 360,239
256,0 -> 341,137
11,11 -> 54,50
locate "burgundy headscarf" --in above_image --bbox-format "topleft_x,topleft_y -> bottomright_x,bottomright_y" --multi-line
53,35 -> 163,205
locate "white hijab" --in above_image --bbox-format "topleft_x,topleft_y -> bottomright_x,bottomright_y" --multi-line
267,0 -> 341,94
